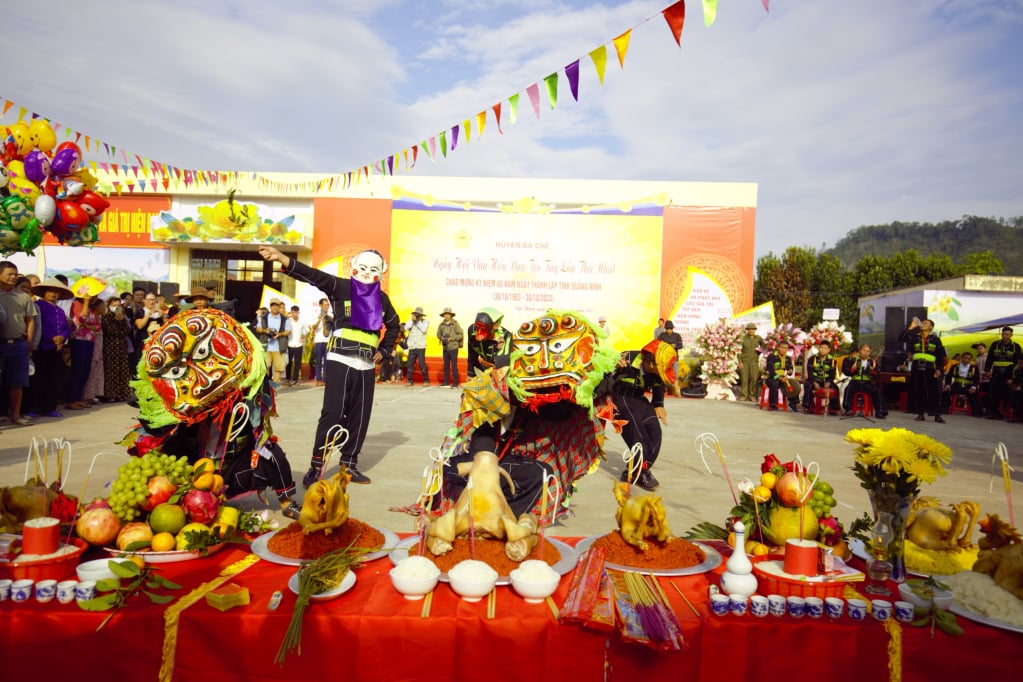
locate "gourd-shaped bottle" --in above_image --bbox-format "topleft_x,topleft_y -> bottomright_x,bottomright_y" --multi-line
720,521 -> 759,597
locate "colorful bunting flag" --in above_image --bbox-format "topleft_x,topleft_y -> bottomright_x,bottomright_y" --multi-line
476,111 -> 487,138
613,30 -> 632,66
566,60 -> 580,101
450,124 -> 459,151
526,83 -> 541,118
462,118 -> 471,143
703,0 -> 717,26
508,94 -> 519,125
663,1 -> 686,46
492,103 -> 503,134
589,46 -> 608,85
440,130 -> 448,158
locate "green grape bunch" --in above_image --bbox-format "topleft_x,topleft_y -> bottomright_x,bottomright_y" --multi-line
107,452 -> 191,521
810,480 -> 837,519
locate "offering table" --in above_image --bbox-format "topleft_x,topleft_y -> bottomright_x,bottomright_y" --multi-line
2,541 -> 1021,681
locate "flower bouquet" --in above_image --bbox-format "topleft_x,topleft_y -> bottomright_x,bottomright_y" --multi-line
693,318 -> 744,388
757,322 -> 805,357
804,321 -> 853,355
845,427 -> 953,581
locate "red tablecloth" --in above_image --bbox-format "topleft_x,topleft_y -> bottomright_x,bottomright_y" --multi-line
2,539 -> 1022,681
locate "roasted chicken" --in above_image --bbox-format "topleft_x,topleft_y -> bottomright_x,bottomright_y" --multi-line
613,480 -> 672,551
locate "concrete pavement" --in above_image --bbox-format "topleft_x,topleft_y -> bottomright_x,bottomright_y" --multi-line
2,382 -> 1019,539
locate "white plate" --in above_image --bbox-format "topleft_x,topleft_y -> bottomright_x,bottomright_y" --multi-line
848,538 -> 950,578
288,569 -> 357,601
105,543 -> 225,564
388,536 -> 580,586
250,526 -> 399,567
950,603 -> 1023,635
574,535 -> 722,577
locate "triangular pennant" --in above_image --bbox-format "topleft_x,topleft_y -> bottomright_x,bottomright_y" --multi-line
387,155 -> 394,175
429,137 -> 437,158
565,60 -> 580,101
462,119 -> 471,143
74,132 -> 82,144
662,1 -> 686,47
543,73 -> 558,109
450,125 -> 458,151
412,145 -> 419,166
703,0 -> 717,26
476,111 -> 486,138
492,103 -> 503,134
526,84 -> 541,118
508,94 -> 519,125
139,179 -> 147,191
589,46 -> 608,85
17,107 -> 27,120
440,130 -> 448,157
1,100 -> 12,116
613,30 -> 632,65
763,0 -> 770,12
403,148 -> 409,170
84,135 -> 91,150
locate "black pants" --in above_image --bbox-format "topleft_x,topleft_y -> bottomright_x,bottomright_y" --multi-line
310,360 -> 376,471
988,368 -> 1013,416
844,379 -> 888,416
909,366 -> 940,416
285,346 -> 303,383
441,347 -> 460,386
767,377 -> 799,409
614,392 -> 662,467
28,348 -> 63,414
222,439 -> 296,500
944,384 -> 980,415
442,453 -> 551,518
407,348 -> 428,384
802,380 -> 838,411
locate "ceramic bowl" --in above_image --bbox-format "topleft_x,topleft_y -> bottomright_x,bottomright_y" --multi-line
447,560 -> 498,602
76,559 -> 119,582
898,581 -> 953,610
509,561 -> 561,604
389,556 -> 441,600
288,569 -> 356,602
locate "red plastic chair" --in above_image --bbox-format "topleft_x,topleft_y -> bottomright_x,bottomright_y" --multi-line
849,391 -> 875,418
759,384 -> 787,411
948,393 -> 971,416
813,388 -> 837,416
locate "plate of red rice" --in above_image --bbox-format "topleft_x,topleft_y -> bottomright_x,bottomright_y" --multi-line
574,533 -> 721,576
251,519 -> 399,566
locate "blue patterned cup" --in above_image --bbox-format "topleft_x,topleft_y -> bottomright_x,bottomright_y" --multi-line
805,597 -> 824,618
35,579 -> 57,603
57,580 -> 78,605
11,579 -> 34,603
825,597 -> 845,619
847,598 -> 868,621
894,601 -> 915,623
787,596 -> 806,618
0,578 -> 12,601
710,594 -> 730,616
729,594 -> 749,616
750,595 -> 769,617
768,594 -> 786,616
871,599 -> 892,621
75,580 -> 96,602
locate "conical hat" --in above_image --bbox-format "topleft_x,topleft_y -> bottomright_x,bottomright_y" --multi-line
31,278 -> 74,300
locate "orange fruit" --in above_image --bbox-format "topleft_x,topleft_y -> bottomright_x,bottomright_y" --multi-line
151,532 -> 176,552
192,458 -> 215,477
192,472 -> 215,491
125,555 -> 146,570
751,543 -> 771,556
760,472 -> 777,490
752,486 -> 772,503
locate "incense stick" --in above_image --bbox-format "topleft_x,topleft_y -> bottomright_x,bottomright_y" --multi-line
545,595 -> 559,620
486,588 -> 496,620
667,580 -> 702,621
420,590 -> 433,618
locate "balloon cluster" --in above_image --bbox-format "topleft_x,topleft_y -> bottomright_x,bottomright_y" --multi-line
0,119 -> 109,254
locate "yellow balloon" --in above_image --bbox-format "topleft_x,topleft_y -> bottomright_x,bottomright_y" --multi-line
6,122 -> 32,157
28,120 -> 56,153
74,167 -> 99,189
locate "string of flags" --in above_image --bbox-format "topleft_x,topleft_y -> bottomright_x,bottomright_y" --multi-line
1,1 -> 768,196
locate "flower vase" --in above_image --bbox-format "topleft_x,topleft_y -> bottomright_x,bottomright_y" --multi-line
868,491 -> 915,583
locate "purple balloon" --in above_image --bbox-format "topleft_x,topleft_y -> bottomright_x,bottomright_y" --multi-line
50,147 -> 81,178
23,150 -> 51,184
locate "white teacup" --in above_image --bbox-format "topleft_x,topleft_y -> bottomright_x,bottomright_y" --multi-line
0,578 -> 12,601
825,597 -> 845,619
57,580 -> 79,605
871,599 -> 893,621
787,596 -> 806,618
767,594 -> 786,616
805,597 -> 824,618
710,593 -> 730,616
35,579 -> 57,603
75,580 -> 97,602
750,595 -> 769,617
847,598 -> 868,621
729,593 -> 749,616
11,579 -> 34,603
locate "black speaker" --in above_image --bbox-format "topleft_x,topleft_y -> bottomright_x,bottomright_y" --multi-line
884,307 -> 906,355
132,280 -> 157,295
159,282 -> 180,299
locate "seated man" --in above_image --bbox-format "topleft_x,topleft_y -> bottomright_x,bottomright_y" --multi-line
841,344 -> 888,419
942,350 -> 981,416
766,341 -> 800,412
802,341 -> 839,414
1009,356 -> 1023,423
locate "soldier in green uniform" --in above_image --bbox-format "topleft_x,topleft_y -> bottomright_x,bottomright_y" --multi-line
899,318 -> 947,423
738,322 -> 763,402
984,326 -> 1023,420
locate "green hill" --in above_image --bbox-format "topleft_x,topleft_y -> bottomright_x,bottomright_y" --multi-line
826,215 -> 1023,275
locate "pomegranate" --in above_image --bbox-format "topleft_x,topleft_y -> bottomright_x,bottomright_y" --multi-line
140,475 -> 178,512
775,471 -> 814,507
182,489 -> 220,525
76,506 -> 122,546
116,521 -> 153,551
85,497 -> 111,511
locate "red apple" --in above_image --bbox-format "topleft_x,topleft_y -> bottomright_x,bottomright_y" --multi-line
775,472 -> 814,507
140,475 -> 177,512
76,506 -> 121,546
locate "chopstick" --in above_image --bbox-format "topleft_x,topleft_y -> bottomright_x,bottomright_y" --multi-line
420,590 -> 433,618
545,595 -> 560,620
667,580 -> 702,621
486,588 -> 496,620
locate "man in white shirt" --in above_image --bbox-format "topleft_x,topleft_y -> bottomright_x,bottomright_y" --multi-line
405,306 -> 430,385
261,299 -> 291,384
311,298 -> 333,386
285,305 -> 311,386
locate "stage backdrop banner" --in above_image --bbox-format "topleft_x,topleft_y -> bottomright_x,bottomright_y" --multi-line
388,209 -> 662,354
41,195 -> 171,248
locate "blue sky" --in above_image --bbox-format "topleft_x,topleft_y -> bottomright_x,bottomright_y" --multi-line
4,0 -> 1022,257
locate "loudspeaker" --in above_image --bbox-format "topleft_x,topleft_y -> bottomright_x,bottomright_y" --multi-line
884,307 -> 906,355
132,280 -> 157,295
159,282 -> 180,299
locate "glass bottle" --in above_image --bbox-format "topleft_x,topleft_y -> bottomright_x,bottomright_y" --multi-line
864,511 -> 894,595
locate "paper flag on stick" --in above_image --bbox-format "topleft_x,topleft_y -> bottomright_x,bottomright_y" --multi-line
526,83 -> 541,118
612,30 -> 632,66
703,0 -> 718,26
589,45 -> 608,84
566,60 -> 580,100
663,1 -> 686,46
543,73 -> 559,109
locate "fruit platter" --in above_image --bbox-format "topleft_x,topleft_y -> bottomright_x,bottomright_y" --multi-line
76,452 -> 241,561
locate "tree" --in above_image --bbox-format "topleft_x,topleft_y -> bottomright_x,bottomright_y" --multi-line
955,251 -> 1003,276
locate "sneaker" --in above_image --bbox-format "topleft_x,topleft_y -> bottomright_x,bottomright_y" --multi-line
768,406 -> 778,411
788,404 -> 800,413
934,415 -> 946,423
302,467 -> 320,487
915,414 -> 925,421
344,464 -> 371,484
637,470 -> 659,491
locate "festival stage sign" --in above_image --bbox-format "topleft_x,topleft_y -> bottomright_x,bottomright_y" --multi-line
149,196 -> 311,250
